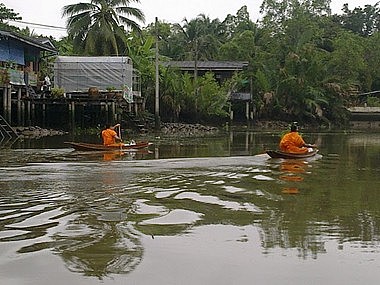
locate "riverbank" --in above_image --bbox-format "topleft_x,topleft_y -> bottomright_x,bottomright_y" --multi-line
158,121 -> 294,136
12,119 -> 371,139
9,121 -> 310,139
14,126 -> 68,139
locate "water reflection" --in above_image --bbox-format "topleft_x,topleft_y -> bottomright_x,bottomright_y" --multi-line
279,160 -> 308,194
0,132 -> 380,284
55,220 -> 143,277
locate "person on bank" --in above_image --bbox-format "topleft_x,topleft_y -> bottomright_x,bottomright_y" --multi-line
279,122 -> 316,154
102,123 -> 122,146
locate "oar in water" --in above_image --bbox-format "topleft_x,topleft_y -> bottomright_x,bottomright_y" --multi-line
118,124 -> 122,151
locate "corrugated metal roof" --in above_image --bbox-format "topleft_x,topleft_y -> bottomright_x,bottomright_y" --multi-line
163,60 -> 248,71
55,56 -> 132,64
0,30 -> 57,53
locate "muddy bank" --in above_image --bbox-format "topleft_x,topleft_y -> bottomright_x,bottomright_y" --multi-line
159,123 -> 219,136
158,121 -> 290,136
14,126 -> 68,139
250,120 -> 290,130
11,121 -> 292,139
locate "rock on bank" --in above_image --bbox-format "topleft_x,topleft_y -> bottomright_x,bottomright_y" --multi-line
14,126 -> 68,139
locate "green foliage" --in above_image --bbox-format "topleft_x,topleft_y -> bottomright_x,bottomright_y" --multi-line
0,3 -> 22,32
54,36 -> 74,55
367,96 -> 380,107
62,0 -> 144,56
197,72 -> 229,117
218,30 -> 256,60
0,3 -> 21,23
328,31 -> 366,82
6,0 -> 379,126
340,3 -> 380,36
51,87 -> 65,98
363,32 -> 380,91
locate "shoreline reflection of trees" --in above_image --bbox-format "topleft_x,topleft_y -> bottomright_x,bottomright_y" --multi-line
39,136 -> 380,275
55,220 -> 144,279
53,215 -> 143,278
51,168 -> 145,279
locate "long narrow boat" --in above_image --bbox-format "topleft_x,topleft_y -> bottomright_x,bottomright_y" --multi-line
64,141 -> 151,151
266,149 -> 318,159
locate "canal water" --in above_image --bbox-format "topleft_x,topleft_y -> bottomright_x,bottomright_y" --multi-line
0,130 -> 379,285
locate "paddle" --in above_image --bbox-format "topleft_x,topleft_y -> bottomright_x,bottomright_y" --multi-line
118,124 -> 122,151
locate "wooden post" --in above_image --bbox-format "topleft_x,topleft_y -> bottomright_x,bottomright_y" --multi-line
31,101 -> 35,124
21,100 -> 25,126
246,101 -> 249,126
111,101 -> 116,122
105,102 -> 110,124
245,131 -> 249,152
43,103 -> 46,127
69,101 -> 75,129
17,88 -> 22,125
26,100 -> 31,126
100,102 -> 106,125
2,87 -> 6,117
6,86 -> 12,122
154,16 -> 160,130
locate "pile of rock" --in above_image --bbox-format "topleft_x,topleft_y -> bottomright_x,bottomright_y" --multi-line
14,126 -> 68,139
251,120 -> 290,130
160,123 -> 219,136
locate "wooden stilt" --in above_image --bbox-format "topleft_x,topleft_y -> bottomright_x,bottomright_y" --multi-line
17,88 -> 22,125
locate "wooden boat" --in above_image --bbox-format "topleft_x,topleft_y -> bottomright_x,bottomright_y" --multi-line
64,141 -> 151,151
266,149 -> 318,159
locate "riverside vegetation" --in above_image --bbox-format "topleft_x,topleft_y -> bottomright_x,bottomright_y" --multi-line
2,1 -> 380,128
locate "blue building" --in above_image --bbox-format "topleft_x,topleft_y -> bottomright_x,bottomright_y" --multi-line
0,30 -> 57,125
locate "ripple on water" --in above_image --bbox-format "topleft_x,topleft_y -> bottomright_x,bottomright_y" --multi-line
253,174 -> 275,181
140,209 -> 204,225
174,192 -> 261,213
222,185 -> 245,193
134,199 -> 168,215
155,188 -> 183,199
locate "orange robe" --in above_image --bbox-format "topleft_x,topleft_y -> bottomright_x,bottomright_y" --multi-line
279,132 -> 308,154
102,128 -> 117,146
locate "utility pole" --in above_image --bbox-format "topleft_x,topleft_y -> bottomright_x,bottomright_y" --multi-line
194,38 -> 199,121
155,17 -> 161,131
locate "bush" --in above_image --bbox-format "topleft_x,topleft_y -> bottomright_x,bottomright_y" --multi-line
367,96 -> 380,107
51,87 -> 65,98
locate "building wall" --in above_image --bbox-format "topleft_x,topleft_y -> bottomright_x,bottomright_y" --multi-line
0,39 -> 24,65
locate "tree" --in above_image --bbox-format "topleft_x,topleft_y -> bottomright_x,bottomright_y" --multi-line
219,30 -> 257,60
221,5 -> 256,40
260,0 -> 332,32
54,36 -> 75,55
62,0 -> 145,56
339,3 -> 380,37
363,32 -> 380,90
144,20 -> 187,60
328,31 -> 366,84
123,31 -> 156,109
0,3 -> 22,31
180,14 -> 223,61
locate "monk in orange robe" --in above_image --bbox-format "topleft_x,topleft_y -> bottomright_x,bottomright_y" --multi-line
279,123 -> 316,154
101,123 -> 122,146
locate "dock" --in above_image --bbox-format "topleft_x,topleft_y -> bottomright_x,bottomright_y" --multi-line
0,85 -> 146,130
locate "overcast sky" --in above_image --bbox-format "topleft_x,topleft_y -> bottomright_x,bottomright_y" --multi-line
2,0 -> 379,39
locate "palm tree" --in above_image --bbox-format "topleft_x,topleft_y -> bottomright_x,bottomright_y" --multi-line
62,0 -> 145,56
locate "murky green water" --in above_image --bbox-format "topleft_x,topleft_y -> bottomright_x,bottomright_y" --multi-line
0,131 -> 379,284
